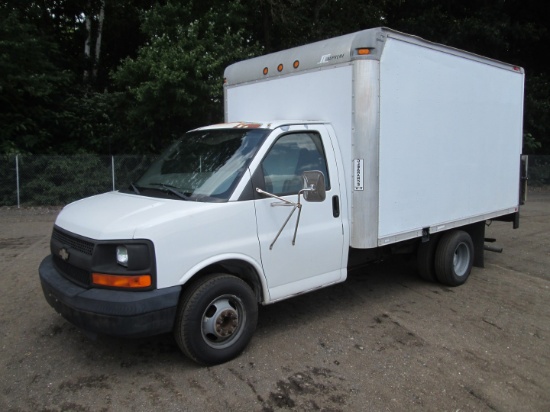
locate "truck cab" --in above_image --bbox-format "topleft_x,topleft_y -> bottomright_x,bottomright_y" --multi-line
40,121 -> 348,365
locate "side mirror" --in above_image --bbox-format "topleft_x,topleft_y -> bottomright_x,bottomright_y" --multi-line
302,171 -> 326,202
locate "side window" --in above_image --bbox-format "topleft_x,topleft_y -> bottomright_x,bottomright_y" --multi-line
261,132 -> 330,196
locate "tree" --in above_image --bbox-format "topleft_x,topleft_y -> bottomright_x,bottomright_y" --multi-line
83,0 -> 105,83
0,8 -> 74,153
0,0 -> 159,154
248,0 -> 386,51
110,1 -> 262,152
0,0 -> 548,154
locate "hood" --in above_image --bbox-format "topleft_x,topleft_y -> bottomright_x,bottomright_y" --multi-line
55,191 -> 212,240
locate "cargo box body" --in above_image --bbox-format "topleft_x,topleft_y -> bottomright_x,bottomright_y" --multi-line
224,27 -> 524,249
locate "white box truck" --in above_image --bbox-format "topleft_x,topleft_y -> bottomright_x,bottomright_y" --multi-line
39,28 -> 525,365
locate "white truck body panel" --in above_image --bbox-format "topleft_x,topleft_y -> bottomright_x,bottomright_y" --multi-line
377,36 -> 523,245
224,27 -> 524,249
56,191 -> 263,290
226,65 -> 354,155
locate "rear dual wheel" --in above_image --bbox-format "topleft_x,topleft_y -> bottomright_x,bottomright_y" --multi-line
434,230 -> 474,286
417,234 -> 441,282
174,273 -> 258,365
417,230 -> 474,286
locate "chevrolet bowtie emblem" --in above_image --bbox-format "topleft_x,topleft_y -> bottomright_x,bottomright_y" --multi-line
59,248 -> 70,261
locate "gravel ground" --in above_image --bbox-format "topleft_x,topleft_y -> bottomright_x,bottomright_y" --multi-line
0,191 -> 549,411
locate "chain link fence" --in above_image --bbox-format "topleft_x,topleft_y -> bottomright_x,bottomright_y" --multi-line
0,154 -> 549,207
0,155 -> 156,207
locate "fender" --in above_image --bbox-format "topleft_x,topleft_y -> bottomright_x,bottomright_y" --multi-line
178,253 -> 271,303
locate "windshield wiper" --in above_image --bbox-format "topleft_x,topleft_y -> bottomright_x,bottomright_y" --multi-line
149,183 -> 190,200
129,183 -> 141,195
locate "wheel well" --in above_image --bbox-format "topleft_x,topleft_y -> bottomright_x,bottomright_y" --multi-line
417,221 -> 485,268
188,260 -> 264,303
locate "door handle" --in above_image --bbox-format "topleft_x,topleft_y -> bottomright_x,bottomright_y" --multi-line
332,195 -> 340,218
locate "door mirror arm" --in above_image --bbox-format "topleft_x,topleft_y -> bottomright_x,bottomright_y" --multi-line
255,170 -> 326,250
255,188 -> 302,249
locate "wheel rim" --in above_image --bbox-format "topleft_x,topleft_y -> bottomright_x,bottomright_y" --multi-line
201,294 -> 246,349
453,242 -> 471,277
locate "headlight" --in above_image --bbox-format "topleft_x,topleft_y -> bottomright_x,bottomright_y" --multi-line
91,241 -> 156,290
116,246 -> 129,267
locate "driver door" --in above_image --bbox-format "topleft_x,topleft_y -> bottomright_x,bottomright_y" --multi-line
252,126 -> 346,302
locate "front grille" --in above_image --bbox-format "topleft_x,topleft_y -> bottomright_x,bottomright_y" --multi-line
52,228 -> 94,255
53,255 -> 91,287
51,227 -> 95,287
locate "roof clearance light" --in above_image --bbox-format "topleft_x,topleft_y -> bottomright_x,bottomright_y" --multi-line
277,64 -> 284,72
263,67 -> 268,75
293,60 -> 300,69
357,48 -> 372,56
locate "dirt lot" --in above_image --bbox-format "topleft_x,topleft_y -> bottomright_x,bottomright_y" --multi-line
1,191 -> 549,412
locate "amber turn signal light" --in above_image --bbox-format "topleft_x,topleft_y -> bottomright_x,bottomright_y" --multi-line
92,273 -> 152,288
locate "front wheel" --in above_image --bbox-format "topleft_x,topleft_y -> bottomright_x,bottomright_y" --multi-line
174,274 -> 258,365
434,230 -> 474,286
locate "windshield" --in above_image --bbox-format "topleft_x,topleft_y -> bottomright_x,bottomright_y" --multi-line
134,128 -> 269,202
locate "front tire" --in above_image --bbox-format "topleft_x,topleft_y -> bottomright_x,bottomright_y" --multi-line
174,274 -> 258,365
434,230 -> 474,286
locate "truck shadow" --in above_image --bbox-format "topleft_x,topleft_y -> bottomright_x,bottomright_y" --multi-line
256,255 -> 428,334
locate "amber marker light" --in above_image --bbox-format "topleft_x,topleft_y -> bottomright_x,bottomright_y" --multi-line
277,64 -> 284,72
293,60 -> 300,69
263,67 -> 269,75
92,273 -> 152,289
357,48 -> 372,55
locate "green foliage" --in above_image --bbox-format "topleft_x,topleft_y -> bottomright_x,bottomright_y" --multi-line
524,133 -> 542,152
0,154 -> 157,206
527,156 -> 550,186
63,90 -> 120,154
524,75 -> 550,154
0,8 -> 74,154
17,155 -> 112,205
246,0 -> 386,50
0,155 -> 16,205
110,1 -> 262,152
0,0 -> 549,154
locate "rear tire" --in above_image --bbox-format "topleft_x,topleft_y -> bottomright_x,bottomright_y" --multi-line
174,273 -> 258,365
434,230 -> 474,286
417,235 -> 440,282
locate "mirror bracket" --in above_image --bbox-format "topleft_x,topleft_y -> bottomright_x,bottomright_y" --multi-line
255,170 -> 326,249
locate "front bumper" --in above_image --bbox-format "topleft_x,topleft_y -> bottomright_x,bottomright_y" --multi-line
39,255 -> 181,338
